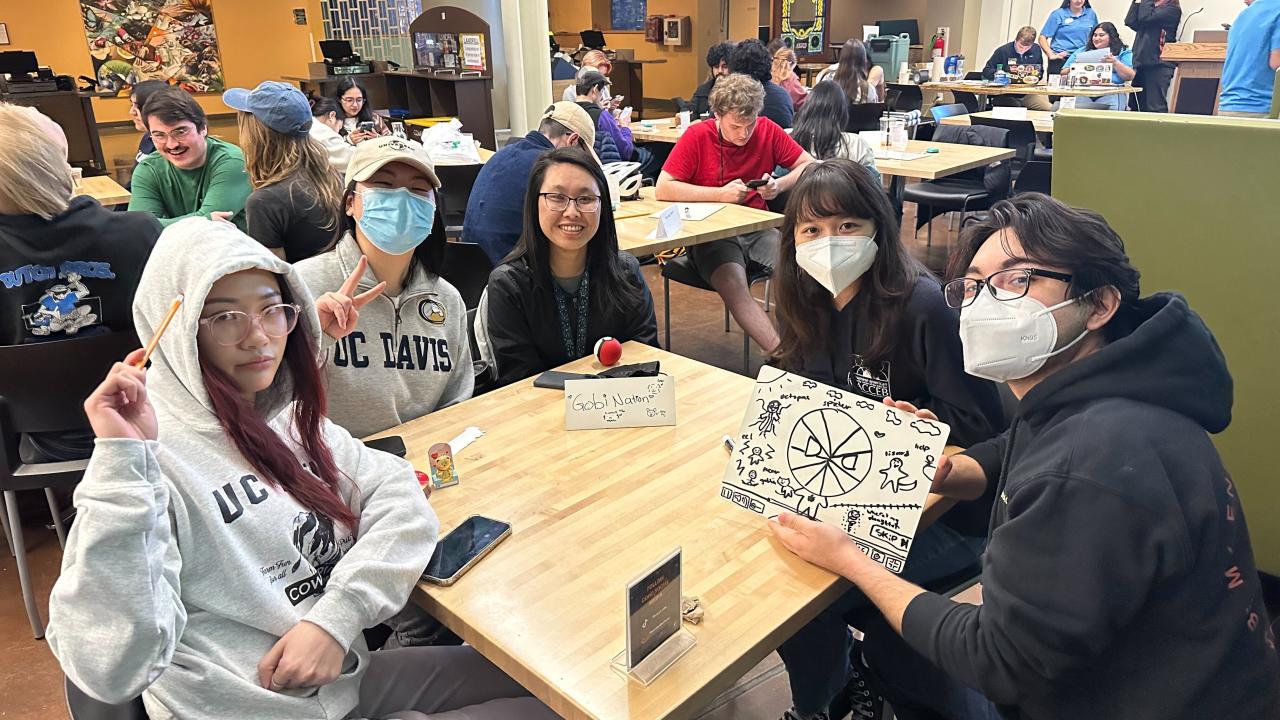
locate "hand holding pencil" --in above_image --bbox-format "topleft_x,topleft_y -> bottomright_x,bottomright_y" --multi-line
83,294 -> 182,441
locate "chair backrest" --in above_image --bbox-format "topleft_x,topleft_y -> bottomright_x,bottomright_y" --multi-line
65,676 -> 149,720
846,102 -> 888,132
888,84 -> 923,112
437,241 -> 492,310
0,332 -> 140,435
434,164 -> 484,232
951,90 -> 983,114
930,103 -> 969,123
970,116 -> 1037,164
671,96 -> 694,113
1013,160 -> 1052,195
932,124 -> 1013,197
473,288 -> 497,379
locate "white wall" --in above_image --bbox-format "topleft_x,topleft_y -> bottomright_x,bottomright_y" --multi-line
978,0 -> 1249,53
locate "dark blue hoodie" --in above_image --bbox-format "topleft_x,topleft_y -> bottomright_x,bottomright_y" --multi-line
902,293 -> 1280,719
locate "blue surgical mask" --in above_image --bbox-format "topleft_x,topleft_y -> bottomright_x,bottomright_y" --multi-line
356,187 -> 436,256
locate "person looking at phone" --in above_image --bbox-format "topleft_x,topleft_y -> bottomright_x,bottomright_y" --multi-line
484,147 -> 658,386
128,86 -> 253,232
769,193 -> 1280,720
574,70 -> 629,165
767,159 -> 1004,720
334,78 -> 389,144
308,97 -> 355,171
655,73 -> 814,354
46,217 -> 557,720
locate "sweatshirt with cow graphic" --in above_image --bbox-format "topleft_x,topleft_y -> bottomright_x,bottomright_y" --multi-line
295,233 -> 474,439
46,218 -> 438,720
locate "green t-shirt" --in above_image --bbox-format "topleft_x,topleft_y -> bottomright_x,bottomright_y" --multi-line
127,136 -> 253,232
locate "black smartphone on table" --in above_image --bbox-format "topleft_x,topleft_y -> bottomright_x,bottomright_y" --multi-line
422,515 -> 512,586
364,435 -> 407,458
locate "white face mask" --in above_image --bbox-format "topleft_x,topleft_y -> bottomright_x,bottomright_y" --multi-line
959,287 -> 1090,382
794,234 -> 878,296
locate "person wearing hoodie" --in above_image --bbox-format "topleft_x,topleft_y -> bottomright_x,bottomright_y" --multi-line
770,193 -> 1280,720
0,103 -> 160,462
572,71 -> 624,165
768,160 -> 1004,720
295,135 -> 473,441
1125,0 -> 1182,112
46,217 -> 556,720
484,147 -> 658,387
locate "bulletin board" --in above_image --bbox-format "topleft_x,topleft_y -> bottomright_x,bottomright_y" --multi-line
611,0 -> 648,31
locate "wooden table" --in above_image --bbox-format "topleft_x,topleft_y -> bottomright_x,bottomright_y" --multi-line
614,188 -> 783,257
75,175 -> 130,206
940,110 -> 1056,134
920,80 -> 1143,98
874,140 -> 1015,181
380,344 -> 951,720
630,117 -> 685,144
1162,42 -> 1226,115
798,62 -> 830,86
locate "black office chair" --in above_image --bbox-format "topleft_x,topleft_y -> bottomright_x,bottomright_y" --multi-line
846,102 -> 888,132
437,240 -> 491,310
434,164 -> 483,241
887,83 -> 924,113
659,255 -> 770,376
970,116 -> 1038,175
671,96 -> 695,113
929,103 -> 970,124
902,124 -> 1012,246
65,676 -> 149,720
1013,160 -> 1053,196
951,71 -> 986,114
1,331 -> 141,638
465,307 -> 495,396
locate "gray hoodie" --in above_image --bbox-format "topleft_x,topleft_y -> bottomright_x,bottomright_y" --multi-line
295,233 -> 473,438
46,218 -> 438,719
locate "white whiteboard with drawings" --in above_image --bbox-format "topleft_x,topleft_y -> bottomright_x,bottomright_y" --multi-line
719,366 -> 951,573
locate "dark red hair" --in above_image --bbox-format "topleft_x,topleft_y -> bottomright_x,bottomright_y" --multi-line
199,283 -> 357,529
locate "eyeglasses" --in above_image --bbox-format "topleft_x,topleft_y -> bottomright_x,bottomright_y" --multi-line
198,303 -> 300,346
148,126 -> 196,143
539,192 -> 601,213
340,96 -> 365,105
943,268 -> 1074,309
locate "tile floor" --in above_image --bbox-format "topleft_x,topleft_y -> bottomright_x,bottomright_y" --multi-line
0,207 -> 968,719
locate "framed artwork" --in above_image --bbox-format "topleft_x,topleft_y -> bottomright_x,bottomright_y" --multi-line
775,0 -> 829,59
79,0 -> 225,96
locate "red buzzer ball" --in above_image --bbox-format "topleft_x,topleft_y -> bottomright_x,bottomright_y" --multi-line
594,336 -> 623,366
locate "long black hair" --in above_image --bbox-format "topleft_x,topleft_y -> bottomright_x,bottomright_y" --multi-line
333,78 -> 375,125
1091,21 -> 1126,55
506,147 -> 644,320
342,180 -> 446,276
1059,0 -> 1092,8
772,159 -> 926,372
791,81 -> 849,160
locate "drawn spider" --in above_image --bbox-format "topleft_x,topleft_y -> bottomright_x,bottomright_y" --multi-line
751,399 -> 790,436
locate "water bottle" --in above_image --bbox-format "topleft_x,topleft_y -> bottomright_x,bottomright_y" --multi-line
957,55 -> 966,78
879,114 -> 891,146
994,64 -> 1010,86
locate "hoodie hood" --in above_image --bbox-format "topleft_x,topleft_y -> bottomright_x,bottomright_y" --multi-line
1020,292 -> 1232,433
133,217 -> 321,430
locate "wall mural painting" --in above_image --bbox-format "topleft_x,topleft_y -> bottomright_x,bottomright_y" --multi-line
80,0 -> 225,96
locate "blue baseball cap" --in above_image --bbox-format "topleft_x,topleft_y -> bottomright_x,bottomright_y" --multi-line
222,81 -> 312,137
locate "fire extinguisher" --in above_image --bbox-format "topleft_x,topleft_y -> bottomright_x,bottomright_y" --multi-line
931,32 -> 945,59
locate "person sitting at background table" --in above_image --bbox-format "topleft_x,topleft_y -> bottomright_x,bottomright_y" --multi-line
787,82 -> 879,182
1125,0 -> 1182,112
0,103 -> 160,463
484,147 -> 657,387
126,80 -> 168,183
656,74 -> 814,355
562,49 -> 620,110
1057,22 -> 1135,111
47,217 -> 556,720
465,102 -> 600,267
691,41 -> 735,118
308,96 -> 355,171
769,192 -> 1280,720
225,82 -> 343,262
334,78 -> 389,144
817,39 -> 885,106
982,26 -> 1052,111
1217,0 -> 1280,118
1039,0 -> 1099,74
730,39 -> 795,128
772,45 -> 810,111
127,86 -> 253,232
572,70 -> 625,165
768,159 -> 1005,720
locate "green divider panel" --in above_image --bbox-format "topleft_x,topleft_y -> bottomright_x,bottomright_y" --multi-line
1054,109 -> 1280,574
1271,69 -> 1279,119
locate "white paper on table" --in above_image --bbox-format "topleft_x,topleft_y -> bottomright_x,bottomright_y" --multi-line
874,150 -> 927,161
992,106 -> 1028,120
646,205 -> 683,240
564,376 -> 676,430
1059,96 -> 1078,110
448,426 -> 484,454
719,367 -> 952,573
649,203 -> 723,222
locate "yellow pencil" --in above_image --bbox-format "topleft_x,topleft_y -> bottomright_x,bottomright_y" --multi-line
135,294 -> 184,369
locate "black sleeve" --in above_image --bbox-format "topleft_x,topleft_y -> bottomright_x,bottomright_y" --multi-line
961,432 -> 1007,487
486,270 -> 546,387
901,471 -> 1171,705
244,188 -> 286,250
982,45 -> 1006,80
622,255 -> 659,348
1127,0 -> 1180,29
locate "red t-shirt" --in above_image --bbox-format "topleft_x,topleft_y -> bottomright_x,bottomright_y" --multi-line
661,117 -> 804,210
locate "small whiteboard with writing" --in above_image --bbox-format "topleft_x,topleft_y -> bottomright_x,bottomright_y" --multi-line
565,375 -> 676,430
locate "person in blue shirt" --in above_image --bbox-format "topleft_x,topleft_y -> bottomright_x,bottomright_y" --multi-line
1218,0 -> 1280,117
463,102 -> 599,266
1040,0 -> 1100,74
1057,22 -> 1136,111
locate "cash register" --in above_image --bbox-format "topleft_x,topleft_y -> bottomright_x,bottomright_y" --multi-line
0,51 -> 58,95
319,40 -> 371,75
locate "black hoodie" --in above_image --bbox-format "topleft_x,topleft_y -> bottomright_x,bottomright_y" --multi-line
1126,0 -> 1182,68
0,197 -> 160,345
899,293 -> 1280,719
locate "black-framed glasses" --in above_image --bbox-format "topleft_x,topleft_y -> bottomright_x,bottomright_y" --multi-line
943,268 -> 1074,309
539,192 -> 601,213
198,303 -> 300,346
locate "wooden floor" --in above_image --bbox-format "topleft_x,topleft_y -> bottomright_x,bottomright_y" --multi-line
0,204 -> 964,720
